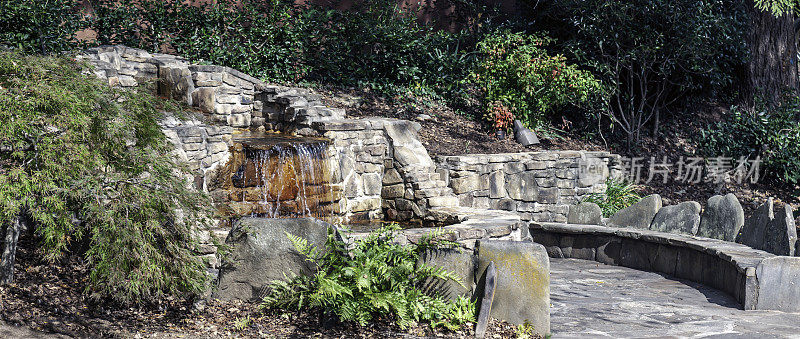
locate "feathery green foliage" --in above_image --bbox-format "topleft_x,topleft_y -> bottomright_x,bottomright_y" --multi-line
582,179 -> 642,217
262,224 -> 475,331
0,52 -> 210,303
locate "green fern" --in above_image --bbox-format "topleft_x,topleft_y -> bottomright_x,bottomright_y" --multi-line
262,224 -> 475,331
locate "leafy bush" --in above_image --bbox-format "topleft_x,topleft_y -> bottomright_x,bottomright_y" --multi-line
469,31 -> 603,130
534,0 -> 748,146
0,52 -> 210,303
700,97 -> 800,190
0,0 -> 87,54
262,224 -> 476,331
582,179 -> 642,217
90,0 -> 311,83
86,0 -> 478,99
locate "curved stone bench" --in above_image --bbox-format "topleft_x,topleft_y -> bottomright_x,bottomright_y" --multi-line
530,222 -> 800,312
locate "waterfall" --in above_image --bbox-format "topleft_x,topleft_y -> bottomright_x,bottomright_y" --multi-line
230,136 -> 332,219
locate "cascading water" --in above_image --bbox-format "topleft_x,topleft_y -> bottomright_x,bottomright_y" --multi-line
227,132 -> 334,219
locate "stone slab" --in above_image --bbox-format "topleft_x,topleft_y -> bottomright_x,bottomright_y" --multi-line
476,240 -> 550,335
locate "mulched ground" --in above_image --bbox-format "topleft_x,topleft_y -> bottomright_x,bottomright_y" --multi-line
0,236 -> 523,338
317,86 -> 603,156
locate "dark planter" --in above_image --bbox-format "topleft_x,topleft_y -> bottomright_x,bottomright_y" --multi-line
495,130 -> 507,140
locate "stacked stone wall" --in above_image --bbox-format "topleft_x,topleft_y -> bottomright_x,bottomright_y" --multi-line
438,152 -> 622,223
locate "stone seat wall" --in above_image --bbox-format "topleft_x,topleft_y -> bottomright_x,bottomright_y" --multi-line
530,221 -> 800,313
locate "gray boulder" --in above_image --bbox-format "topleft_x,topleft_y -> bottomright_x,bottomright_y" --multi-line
215,217 -> 333,301
649,201 -> 701,235
513,120 -> 540,146
476,240 -> 550,335
697,194 -> 744,242
739,199 -> 773,250
567,202 -> 603,225
763,204 -> 797,256
608,194 -> 662,229
737,198 -> 796,255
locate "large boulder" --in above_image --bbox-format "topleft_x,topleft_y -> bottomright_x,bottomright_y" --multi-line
608,194 -> 662,229
737,198 -> 796,255
739,198 -> 773,250
649,201 -> 701,235
764,204 -> 797,256
215,217 -> 333,301
697,194 -> 744,242
567,202 -> 603,225
476,240 -> 550,335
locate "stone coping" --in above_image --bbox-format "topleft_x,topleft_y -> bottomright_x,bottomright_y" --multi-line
532,222 -> 774,274
529,222 -> 784,311
438,150 -> 616,162
311,117 -> 421,132
348,206 -> 526,249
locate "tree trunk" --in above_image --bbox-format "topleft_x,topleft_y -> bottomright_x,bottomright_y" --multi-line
0,216 -> 21,285
747,2 -> 798,104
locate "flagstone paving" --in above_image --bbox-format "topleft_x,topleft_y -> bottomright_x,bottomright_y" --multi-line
550,258 -> 800,338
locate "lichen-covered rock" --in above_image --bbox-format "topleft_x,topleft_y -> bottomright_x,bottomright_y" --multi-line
567,202 -> 603,225
476,240 -> 550,335
608,194 -> 662,229
418,249 -> 475,301
697,194 -> 744,242
649,201 -> 701,235
215,217 -> 333,301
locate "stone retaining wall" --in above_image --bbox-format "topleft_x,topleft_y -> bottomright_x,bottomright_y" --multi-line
438,152 -> 621,223
529,222 -> 800,312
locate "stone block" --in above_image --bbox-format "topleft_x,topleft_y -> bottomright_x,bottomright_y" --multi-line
381,184 -> 404,199
489,171 -> 506,199
418,249 -> 475,301
476,240 -> 550,335
513,120 -> 540,146
577,157 -> 608,187
362,173 -> 382,196
189,88 -> 215,114
755,257 -> 800,312
596,237 -> 622,265
608,194 -> 662,229
649,201 -> 701,235
348,197 -> 381,212
697,193 -> 744,242
451,174 -> 480,194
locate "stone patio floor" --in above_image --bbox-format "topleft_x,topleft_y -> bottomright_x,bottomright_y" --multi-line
550,258 -> 800,338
